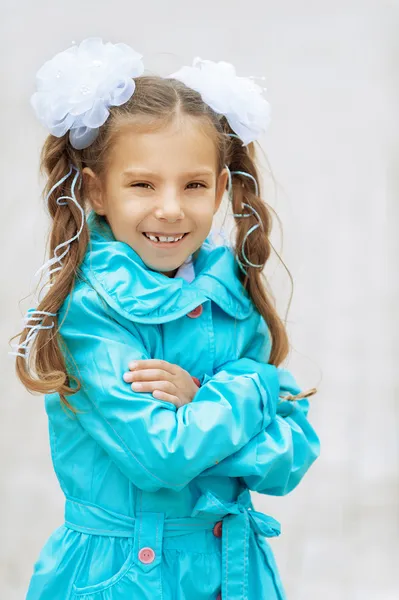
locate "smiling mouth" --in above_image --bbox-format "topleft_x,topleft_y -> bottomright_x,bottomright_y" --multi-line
142,232 -> 189,247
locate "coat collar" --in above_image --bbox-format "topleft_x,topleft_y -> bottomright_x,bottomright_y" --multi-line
78,211 -> 254,324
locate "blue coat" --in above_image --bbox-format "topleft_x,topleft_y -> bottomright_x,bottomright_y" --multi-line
26,211 -> 320,600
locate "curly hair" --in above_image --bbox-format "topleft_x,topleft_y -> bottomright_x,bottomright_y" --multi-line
10,74 -> 316,414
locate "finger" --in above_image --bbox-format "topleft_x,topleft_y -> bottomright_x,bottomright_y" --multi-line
128,369 -> 173,383
123,369 -> 168,383
131,380 -> 176,395
151,390 -> 181,406
128,359 -> 176,373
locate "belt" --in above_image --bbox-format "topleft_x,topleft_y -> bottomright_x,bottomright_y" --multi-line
64,488 -> 282,600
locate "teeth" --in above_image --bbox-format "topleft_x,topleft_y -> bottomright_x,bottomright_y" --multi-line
144,233 -> 184,243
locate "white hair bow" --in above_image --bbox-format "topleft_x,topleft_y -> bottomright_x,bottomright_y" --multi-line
30,37 -> 145,150
30,39 -> 271,149
166,57 -> 271,146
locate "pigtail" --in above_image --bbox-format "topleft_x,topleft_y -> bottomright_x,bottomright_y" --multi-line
226,134 -> 317,402
9,134 -> 90,415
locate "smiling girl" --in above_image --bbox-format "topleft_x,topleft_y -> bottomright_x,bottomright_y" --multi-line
10,38 -> 320,600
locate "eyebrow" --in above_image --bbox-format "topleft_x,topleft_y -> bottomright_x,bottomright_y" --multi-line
121,168 -> 214,179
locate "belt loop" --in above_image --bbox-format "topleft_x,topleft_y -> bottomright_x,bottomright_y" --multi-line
132,512 -> 165,572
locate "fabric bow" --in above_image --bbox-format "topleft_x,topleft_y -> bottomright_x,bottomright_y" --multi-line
191,488 -> 282,599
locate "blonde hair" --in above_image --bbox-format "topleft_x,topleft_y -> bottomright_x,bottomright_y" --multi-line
10,74 -> 317,414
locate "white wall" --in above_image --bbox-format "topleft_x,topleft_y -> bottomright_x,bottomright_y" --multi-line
1,1 -> 398,598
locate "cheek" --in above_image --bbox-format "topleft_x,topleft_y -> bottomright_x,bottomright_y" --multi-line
115,199 -> 148,224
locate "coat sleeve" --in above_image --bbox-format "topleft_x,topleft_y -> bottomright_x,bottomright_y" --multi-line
196,369 -> 320,495
196,314 -> 321,495
57,286 -> 280,492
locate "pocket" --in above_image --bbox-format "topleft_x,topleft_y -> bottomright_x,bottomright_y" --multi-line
72,536 -> 135,597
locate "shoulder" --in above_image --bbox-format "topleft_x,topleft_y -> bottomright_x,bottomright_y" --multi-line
56,279 -> 149,372
58,279 -> 105,323
57,278 -> 136,338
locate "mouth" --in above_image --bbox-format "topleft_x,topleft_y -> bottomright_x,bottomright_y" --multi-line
142,232 -> 189,248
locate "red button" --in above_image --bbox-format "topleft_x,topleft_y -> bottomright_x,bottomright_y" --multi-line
186,304 -> 203,318
213,520 -> 223,537
138,547 -> 155,564
192,376 -> 201,387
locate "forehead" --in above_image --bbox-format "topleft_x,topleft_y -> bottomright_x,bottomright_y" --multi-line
108,118 -> 218,176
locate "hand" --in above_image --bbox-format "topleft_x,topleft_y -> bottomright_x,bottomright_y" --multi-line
123,359 -> 199,408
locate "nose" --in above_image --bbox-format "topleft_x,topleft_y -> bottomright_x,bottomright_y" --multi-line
154,192 -> 184,221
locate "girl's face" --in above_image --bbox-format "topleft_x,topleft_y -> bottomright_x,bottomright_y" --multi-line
83,119 -> 228,277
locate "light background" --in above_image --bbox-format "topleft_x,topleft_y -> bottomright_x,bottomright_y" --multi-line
1,1 -> 398,598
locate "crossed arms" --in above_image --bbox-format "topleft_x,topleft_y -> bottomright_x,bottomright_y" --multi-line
59,286 -> 320,494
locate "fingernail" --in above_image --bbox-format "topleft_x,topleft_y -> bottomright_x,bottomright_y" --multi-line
123,372 -> 130,381
129,362 -> 138,370
132,382 -> 142,389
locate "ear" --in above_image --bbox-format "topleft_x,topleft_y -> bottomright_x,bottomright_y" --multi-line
214,167 -> 229,214
82,167 -> 106,215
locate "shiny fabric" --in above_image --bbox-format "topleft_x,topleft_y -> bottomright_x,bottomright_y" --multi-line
26,211 -> 320,599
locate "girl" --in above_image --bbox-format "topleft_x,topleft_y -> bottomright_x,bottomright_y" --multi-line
10,37 -> 320,600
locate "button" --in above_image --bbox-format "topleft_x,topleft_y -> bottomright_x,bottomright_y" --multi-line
186,304 -> 203,318
213,520 -> 223,538
216,593 -> 222,600
138,547 -> 155,564
192,376 -> 201,387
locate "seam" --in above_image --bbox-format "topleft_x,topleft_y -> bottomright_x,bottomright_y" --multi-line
225,517 -> 229,597
243,513 -> 248,600
49,420 -> 68,495
139,490 -> 142,554
206,302 -> 215,373
64,522 -> 132,536
157,514 -> 163,600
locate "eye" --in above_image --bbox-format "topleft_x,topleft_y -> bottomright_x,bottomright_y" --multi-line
130,182 -> 206,189
130,183 -> 152,189
187,182 -> 206,189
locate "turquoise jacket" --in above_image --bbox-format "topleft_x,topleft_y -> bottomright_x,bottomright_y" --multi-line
26,211 -> 320,600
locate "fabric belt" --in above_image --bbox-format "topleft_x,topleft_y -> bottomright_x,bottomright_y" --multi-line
64,488 -> 282,600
